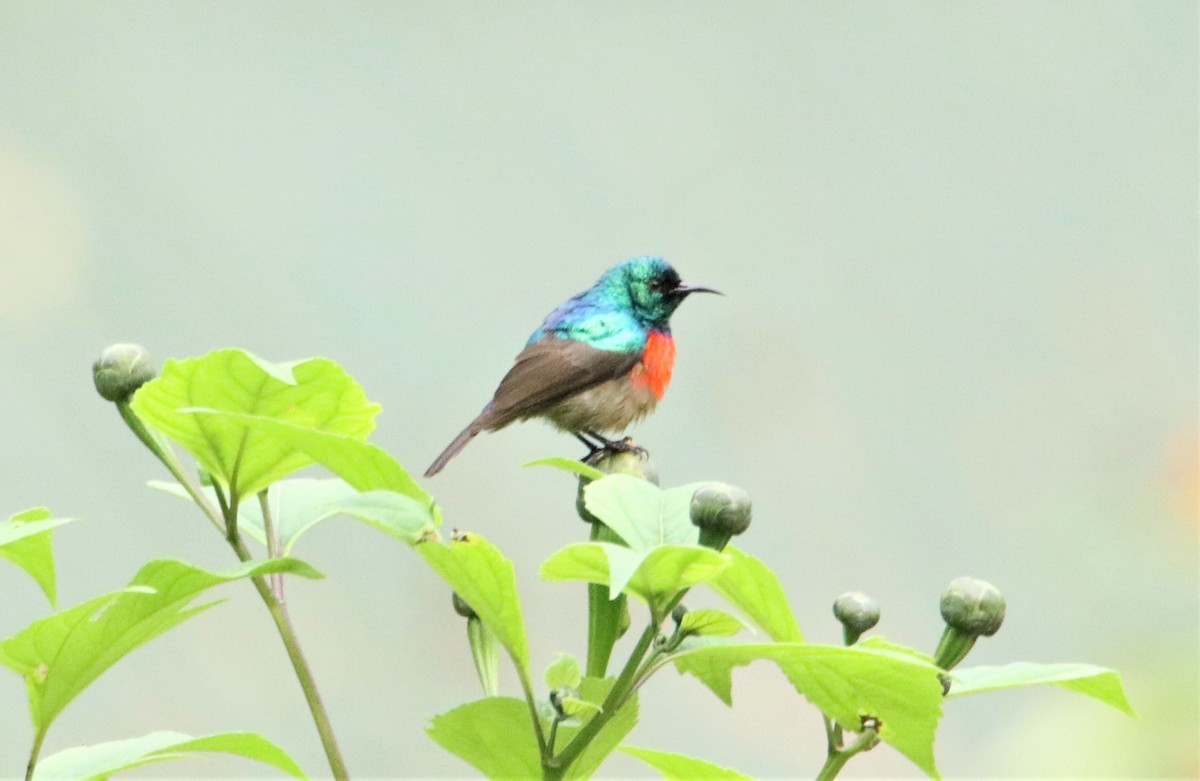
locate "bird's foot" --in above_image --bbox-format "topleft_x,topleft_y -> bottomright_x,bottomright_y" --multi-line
580,434 -> 647,466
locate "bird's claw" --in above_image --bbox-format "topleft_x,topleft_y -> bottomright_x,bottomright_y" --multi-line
582,436 -> 647,466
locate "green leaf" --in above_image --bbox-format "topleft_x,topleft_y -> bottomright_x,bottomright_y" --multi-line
619,745 -> 755,780
417,534 -> 530,681
150,479 -> 352,551
0,508 -> 75,608
614,544 -> 729,605
858,636 -> 935,664
130,349 -> 381,499
325,490 -> 439,544
679,609 -> 747,638
708,546 -> 802,642
558,697 -> 602,719
541,542 -> 613,589
0,557 -> 322,733
545,654 -> 582,690
541,543 -> 729,608
429,680 -> 636,780
33,730 -> 308,780
427,697 -> 542,780
948,662 -> 1135,716
150,478 -> 437,553
671,642 -> 943,777
186,411 -> 432,507
582,476 -> 706,550
556,677 -> 639,780
523,456 -> 606,482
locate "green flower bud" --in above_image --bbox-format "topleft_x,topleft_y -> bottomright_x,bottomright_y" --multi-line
689,482 -> 752,551
671,603 -> 689,626
466,612 -> 499,698
616,597 -> 631,638
451,591 -> 497,696
576,449 -> 659,524
940,577 -> 1005,636
452,591 -> 476,619
585,445 -> 659,480
833,591 -> 880,645
934,577 -> 1006,671
92,343 -> 155,403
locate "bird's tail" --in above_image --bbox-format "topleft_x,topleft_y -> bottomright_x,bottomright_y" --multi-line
425,423 -> 481,477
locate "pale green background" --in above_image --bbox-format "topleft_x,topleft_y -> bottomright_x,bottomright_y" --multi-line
1,3 -> 1196,779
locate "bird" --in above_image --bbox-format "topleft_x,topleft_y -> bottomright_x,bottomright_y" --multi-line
425,256 -> 719,477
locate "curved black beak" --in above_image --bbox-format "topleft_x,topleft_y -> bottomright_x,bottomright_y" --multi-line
677,283 -> 722,297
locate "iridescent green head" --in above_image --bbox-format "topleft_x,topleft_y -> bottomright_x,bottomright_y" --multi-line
598,256 -> 720,328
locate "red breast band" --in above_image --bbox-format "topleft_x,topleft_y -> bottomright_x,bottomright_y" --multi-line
630,331 -> 676,399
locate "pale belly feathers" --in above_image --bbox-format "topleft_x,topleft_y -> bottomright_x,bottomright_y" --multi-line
532,374 -> 659,433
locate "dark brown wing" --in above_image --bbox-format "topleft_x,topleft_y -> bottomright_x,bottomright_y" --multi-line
425,337 -> 639,477
483,337 -> 640,427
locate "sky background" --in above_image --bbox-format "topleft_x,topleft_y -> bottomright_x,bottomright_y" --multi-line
0,3 -> 1196,779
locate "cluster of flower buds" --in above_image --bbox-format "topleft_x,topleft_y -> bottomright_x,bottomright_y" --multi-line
829,576 -> 1005,688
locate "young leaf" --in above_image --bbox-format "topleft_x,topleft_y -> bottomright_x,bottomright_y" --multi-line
33,730 -> 308,780
523,456 -> 606,482
0,508 -> 75,608
627,547 -> 729,606
948,662 -> 1135,716
150,478 -> 437,553
545,654 -> 582,690
619,745 -> 754,780
679,609 -> 747,638
130,349 -> 381,499
185,411 -> 432,507
427,697 -> 543,780
709,546 -> 802,642
540,542 -> 625,593
555,677 -> 639,781
541,543 -> 729,607
0,557 -> 322,734
417,534 -> 530,681
671,642 -> 943,778
582,476 -> 706,550
558,697 -> 602,719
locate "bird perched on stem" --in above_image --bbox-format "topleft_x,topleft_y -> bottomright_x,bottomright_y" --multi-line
425,256 -> 719,477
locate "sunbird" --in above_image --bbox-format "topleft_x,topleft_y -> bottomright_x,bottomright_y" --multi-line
425,256 -> 718,477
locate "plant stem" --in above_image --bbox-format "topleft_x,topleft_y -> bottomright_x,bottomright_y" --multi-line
814,722 -> 879,781
117,402 -> 226,535
228,533 -> 350,780
585,522 -> 626,677
222,471 -> 345,778
224,432 -> 249,544
546,620 -> 659,778
258,489 -> 284,600
115,400 -> 347,777
25,728 -> 46,781
518,665 -> 550,760
547,717 -> 560,756
822,714 -> 845,753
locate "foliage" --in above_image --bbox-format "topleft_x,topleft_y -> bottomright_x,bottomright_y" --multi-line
0,346 -> 1132,780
